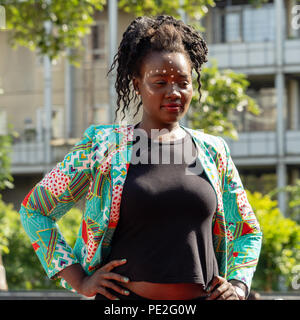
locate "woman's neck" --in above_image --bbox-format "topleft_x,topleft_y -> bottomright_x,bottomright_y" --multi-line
136,121 -> 186,142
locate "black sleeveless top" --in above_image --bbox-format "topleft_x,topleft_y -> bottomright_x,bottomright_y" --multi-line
107,125 -> 219,288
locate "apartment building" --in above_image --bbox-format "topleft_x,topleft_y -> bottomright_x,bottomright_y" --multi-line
0,1 -> 299,215
203,0 -> 300,214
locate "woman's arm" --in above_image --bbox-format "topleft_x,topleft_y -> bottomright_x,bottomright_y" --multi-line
57,260 -> 131,300
19,126 -> 95,280
219,137 -> 263,296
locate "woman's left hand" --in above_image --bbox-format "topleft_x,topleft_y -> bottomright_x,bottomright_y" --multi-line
205,276 -> 240,300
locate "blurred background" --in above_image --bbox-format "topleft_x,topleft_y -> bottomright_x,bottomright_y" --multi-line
0,0 -> 299,300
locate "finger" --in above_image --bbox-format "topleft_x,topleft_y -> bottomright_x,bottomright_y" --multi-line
206,276 -> 226,293
97,286 -> 120,301
207,281 -> 230,300
100,279 -> 130,296
100,272 -> 130,284
101,259 -> 127,272
216,287 -> 236,300
226,293 -> 240,300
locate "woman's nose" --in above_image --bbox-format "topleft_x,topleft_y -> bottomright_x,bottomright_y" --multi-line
165,84 -> 181,99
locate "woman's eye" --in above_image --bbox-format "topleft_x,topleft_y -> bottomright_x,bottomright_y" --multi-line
180,82 -> 189,87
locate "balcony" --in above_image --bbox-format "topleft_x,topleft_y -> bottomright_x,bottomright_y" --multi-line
207,3 -> 300,73
225,130 -> 300,166
208,39 -> 300,74
10,131 -> 300,172
11,140 -> 75,174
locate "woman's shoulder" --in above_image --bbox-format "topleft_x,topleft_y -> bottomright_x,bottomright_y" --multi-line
184,127 -> 227,151
83,124 -> 135,141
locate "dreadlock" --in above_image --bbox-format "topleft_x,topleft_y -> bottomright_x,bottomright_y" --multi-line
107,15 -> 208,122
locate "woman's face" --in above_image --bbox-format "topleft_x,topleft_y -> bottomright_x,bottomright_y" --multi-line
133,51 -> 193,130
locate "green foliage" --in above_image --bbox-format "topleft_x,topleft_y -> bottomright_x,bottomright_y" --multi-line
1,0 -> 105,61
269,179 -> 300,224
285,180 -> 300,223
119,0 -> 270,19
57,207 -> 83,248
0,196 -> 10,255
118,0 -> 216,20
189,61 -> 260,139
0,197 -> 82,290
0,123 -> 16,191
247,191 -> 300,291
1,0 -> 273,62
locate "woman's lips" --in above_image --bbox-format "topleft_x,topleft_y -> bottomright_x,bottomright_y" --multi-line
161,104 -> 182,112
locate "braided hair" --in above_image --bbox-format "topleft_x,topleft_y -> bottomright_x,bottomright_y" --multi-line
108,15 -> 208,122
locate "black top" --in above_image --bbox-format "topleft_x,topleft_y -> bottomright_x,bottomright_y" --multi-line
107,125 -> 219,287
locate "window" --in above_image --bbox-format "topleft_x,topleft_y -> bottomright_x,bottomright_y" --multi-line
231,88 -> 278,132
90,22 -> 106,61
52,107 -> 64,139
36,106 -> 64,140
225,11 -> 242,42
213,3 -> 277,43
243,5 -> 276,42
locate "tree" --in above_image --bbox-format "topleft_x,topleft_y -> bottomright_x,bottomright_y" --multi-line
0,80 -> 14,191
247,191 -> 300,291
268,180 -> 300,224
189,61 -> 260,139
1,0 -> 269,62
1,0 -> 106,62
119,0 -> 269,19
0,79 -> 16,291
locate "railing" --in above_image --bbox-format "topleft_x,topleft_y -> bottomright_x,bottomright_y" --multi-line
10,131 -> 300,170
11,141 -> 74,173
225,132 -> 277,158
208,39 -> 300,72
225,130 -> 300,159
11,142 -> 44,165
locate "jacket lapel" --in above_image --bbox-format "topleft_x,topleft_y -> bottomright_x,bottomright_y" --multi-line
103,125 -> 134,248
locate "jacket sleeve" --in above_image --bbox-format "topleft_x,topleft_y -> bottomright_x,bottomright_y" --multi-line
219,137 -> 262,293
19,125 -> 95,279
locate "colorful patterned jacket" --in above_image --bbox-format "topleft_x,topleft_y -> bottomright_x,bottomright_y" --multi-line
19,124 -> 262,292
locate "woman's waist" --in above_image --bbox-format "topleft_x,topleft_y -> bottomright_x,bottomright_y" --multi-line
121,281 -> 208,300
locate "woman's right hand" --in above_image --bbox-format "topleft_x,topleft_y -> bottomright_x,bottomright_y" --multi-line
79,259 -> 130,300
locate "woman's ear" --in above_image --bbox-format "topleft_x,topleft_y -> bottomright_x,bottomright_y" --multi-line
132,77 -> 140,95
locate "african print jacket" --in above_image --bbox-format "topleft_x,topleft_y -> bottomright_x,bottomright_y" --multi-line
19,124 -> 262,292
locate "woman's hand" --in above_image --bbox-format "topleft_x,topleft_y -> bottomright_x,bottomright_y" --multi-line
79,259 -> 130,300
205,276 -> 240,300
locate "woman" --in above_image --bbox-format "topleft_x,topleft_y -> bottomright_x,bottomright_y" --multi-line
19,15 -> 262,300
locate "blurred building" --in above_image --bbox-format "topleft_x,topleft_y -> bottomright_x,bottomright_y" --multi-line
203,0 -> 300,214
0,0 -> 299,215
0,7 -> 134,208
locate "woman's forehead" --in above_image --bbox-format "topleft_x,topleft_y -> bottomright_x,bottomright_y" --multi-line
141,51 -> 192,74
